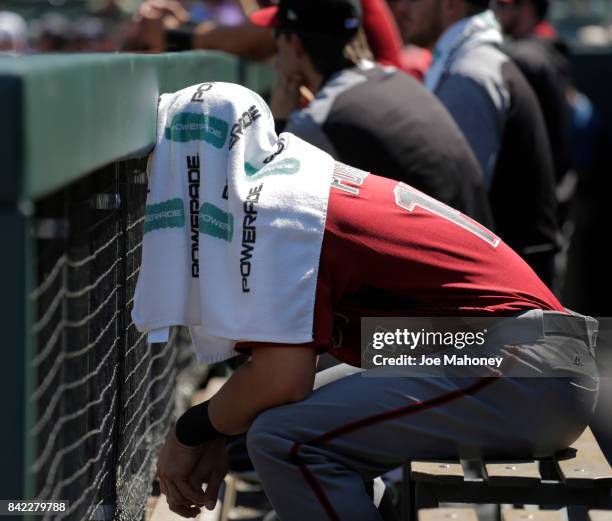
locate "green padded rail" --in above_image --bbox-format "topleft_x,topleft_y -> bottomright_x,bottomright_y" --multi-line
0,51 -> 274,203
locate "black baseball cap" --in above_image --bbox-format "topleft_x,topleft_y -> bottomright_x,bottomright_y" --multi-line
251,0 -> 362,41
466,0 -> 491,7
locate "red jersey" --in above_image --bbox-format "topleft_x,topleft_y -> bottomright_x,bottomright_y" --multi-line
313,167 -> 564,366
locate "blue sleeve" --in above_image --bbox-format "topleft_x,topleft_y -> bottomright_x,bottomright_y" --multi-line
435,74 -> 504,189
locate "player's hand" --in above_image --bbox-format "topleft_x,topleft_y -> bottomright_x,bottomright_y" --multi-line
299,85 -> 315,106
189,438 -> 229,511
157,428 -> 208,517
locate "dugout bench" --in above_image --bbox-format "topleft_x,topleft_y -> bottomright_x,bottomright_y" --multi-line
418,507 -> 612,521
402,427 -> 612,521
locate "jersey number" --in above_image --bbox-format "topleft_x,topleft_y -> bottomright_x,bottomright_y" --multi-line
394,183 -> 500,247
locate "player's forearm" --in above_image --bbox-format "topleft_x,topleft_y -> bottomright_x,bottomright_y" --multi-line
208,347 -> 317,435
192,23 -> 276,60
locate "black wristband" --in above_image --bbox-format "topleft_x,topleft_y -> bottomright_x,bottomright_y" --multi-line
175,401 -> 226,446
165,23 -> 196,52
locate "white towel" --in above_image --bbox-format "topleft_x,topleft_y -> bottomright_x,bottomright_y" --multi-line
132,82 -> 335,363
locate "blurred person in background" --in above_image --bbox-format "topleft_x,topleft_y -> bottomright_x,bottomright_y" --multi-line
494,0 -> 557,41
0,11 -> 28,54
71,16 -> 117,52
94,0 -> 128,22
29,12 -> 119,53
92,0 -> 130,51
31,13 -> 74,52
189,0 -> 246,26
494,0 -> 612,308
559,46 -> 612,318
122,0 -> 276,56
386,0 -> 433,81
402,0 -> 559,286
251,0 -> 493,225
357,0 -> 413,75
123,0 -> 413,76
562,105 -> 611,316
494,0 -> 571,184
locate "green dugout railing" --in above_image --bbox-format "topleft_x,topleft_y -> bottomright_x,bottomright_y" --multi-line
0,51 -> 273,518
0,51 -> 274,201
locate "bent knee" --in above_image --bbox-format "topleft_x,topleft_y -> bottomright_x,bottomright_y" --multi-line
246,407 -> 294,463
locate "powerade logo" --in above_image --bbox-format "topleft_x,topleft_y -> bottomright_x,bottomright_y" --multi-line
263,136 -> 287,164
144,199 -> 185,233
191,82 -> 213,102
187,155 -> 201,278
229,105 -> 261,150
200,203 -> 234,242
244,158 -> 301,180
241,184 -> 263,293
165,112 -> 228,148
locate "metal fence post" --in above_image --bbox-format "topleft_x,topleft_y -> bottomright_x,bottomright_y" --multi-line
0,206 -> 37,518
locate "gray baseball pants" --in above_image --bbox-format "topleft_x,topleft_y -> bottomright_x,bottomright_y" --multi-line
246,310 -> 599,521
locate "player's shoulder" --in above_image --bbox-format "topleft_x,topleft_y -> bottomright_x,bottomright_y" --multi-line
450,43 -> 509,81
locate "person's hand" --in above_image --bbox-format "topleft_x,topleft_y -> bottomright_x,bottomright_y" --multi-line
123,0 -> 190,52
299,85 -> 315,106
123,1 -> 165,52
157,428 -> 208,518
271,71 -> 304,120
189,438 -> 229,512
142,0 -> 190,29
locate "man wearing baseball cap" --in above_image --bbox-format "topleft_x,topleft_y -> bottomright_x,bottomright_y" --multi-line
250,0 -> 493,226
251,0 -> 362,40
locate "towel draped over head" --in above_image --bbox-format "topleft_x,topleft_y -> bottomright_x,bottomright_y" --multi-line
132,82 -> 335,363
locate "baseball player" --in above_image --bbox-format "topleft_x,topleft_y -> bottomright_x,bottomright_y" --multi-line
153,90 -> 599,521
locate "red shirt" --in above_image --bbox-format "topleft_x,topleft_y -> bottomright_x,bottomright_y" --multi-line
399,45 -> 433,82
361,0 -> 403,68
361,0 -> 434,80
534,21 -> 558,41
313,170 -> 564,366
